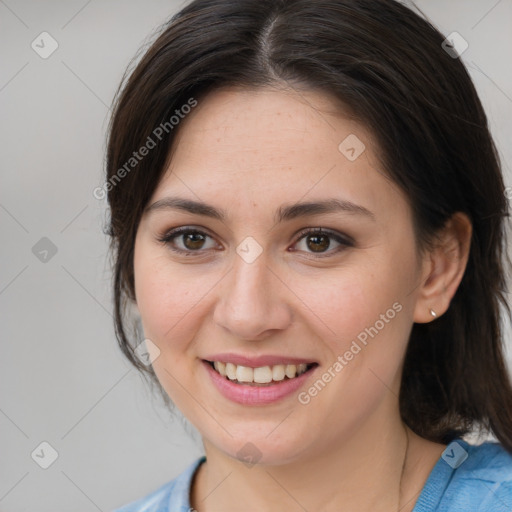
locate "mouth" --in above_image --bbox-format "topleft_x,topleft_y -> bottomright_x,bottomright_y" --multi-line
204,360 -> 318,387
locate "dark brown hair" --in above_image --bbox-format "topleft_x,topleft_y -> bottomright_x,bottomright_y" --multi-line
104,0 -> 512,451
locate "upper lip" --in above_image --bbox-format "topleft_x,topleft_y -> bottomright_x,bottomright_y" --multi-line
203,353 -> 318,367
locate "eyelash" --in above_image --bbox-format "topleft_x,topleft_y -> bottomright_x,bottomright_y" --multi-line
156,226 -> 353,259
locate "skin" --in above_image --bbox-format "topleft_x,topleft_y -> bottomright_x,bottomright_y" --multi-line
133,85 -> 472,511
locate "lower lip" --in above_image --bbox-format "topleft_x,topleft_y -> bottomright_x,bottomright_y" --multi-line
202,360 -> 316,405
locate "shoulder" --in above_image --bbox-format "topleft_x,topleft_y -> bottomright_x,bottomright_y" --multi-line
429,438 -> 512,512
111,456 -> 206,512
454,439 -> 512,509
462,438 -> 512,477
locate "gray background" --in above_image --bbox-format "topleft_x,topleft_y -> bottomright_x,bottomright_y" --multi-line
1,0 -> 511,510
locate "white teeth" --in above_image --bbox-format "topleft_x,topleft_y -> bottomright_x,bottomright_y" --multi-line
253,366 -> 273,383
236,365 -> 253,383
285,364 -> 297,378
210,360 -> 311,383
272,364 -> 285,381
213,361 -> 226,376
225,362 -> 237,380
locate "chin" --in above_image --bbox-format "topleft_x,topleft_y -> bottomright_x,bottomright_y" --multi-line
205,425 -> 314,467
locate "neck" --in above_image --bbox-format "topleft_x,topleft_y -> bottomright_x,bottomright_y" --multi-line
191,412 -> 432,512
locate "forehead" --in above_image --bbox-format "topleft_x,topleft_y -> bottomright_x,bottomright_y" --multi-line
151,86 -> 406,223
169,85 -> 371,165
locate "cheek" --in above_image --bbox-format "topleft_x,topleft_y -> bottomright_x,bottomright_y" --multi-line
133,249 -> 207,407
294,269 -> 412,422
293,250 -> 415,370
134,247 -> 201,346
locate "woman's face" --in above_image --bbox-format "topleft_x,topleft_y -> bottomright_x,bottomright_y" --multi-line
133,86 -> 426,464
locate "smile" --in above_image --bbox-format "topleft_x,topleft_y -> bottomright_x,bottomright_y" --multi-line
207,360 -> 315,386
202,358 -> 318,405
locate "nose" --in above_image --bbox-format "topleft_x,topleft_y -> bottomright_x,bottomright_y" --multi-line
213,252 -> 292,341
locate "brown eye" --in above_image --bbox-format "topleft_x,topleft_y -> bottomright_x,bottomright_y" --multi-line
157,226 -> 352,258
305,233 -> 331,252
293,228 -> 352,257
158,227 -> 219,255
181,232 -> 207,250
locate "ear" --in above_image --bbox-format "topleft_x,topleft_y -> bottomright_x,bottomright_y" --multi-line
413,212 -> 472,323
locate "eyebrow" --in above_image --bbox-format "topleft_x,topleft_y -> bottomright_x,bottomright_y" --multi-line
145,196 -> 376,223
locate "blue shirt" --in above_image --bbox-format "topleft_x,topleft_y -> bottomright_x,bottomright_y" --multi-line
112,438 -> 512,511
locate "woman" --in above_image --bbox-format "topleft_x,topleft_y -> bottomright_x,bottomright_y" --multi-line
106,0 -> 512,510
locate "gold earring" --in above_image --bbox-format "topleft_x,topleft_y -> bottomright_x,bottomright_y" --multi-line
430,309 -> 437,318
